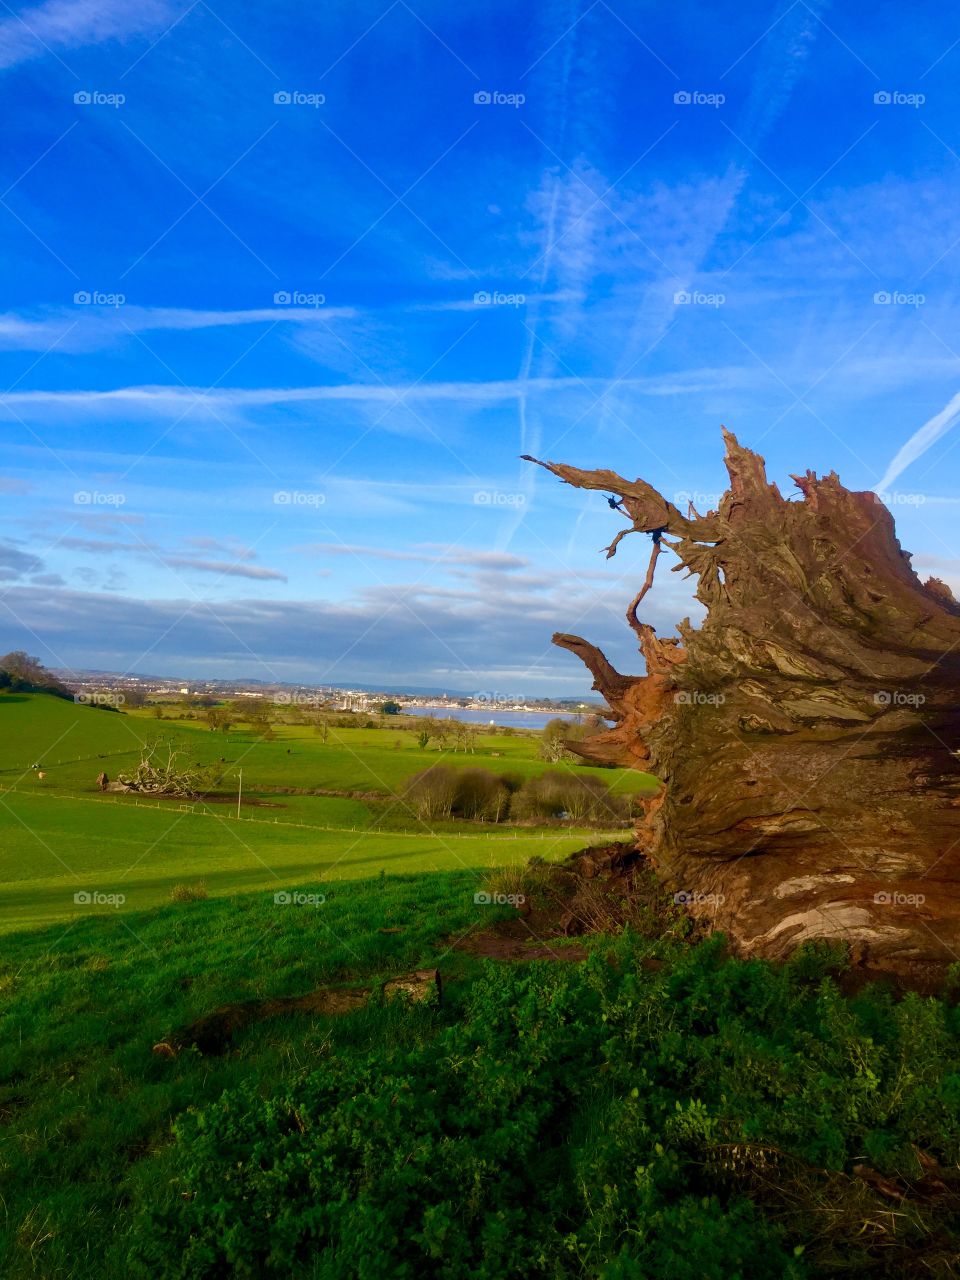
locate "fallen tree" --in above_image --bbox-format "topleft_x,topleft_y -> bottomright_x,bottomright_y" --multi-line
525,429 -> 960,982
114,742 -> 216,798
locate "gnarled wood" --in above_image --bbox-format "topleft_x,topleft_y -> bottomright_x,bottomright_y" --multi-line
527,430 -> 960,982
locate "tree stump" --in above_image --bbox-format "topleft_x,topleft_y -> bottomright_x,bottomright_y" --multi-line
525,429 -> 960,982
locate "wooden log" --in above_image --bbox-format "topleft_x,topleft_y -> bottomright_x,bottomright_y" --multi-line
152,969 -> 441,1057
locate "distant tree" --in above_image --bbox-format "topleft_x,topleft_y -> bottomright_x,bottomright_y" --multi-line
379,700 -> 402,715
452,723 -> 478,753
151,704 -> 164,719
313,717 -> 329,742
243,703 -> 272,733
0,651 -> 71,699
539,718 -> 576,762
417,729 -> 431,750
204,707 -> 231,733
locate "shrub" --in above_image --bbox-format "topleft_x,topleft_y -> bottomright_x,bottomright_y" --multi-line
404,766 -> 511,822
131,945 -> 838,1278
450,767 -> 510,822
512,770 -> 629,825
170,881 -> 208,903
403,765 -> 459,821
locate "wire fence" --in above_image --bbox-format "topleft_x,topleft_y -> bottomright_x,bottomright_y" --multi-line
0,787 -> 626,842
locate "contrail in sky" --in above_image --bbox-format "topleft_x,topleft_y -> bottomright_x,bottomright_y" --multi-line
875,390 -> 960,492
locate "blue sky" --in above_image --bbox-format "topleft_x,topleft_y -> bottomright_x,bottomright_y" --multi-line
2,0 -> 960,694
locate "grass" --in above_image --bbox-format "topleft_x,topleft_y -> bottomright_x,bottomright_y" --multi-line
0,871 -> 494,1279
3,874 -> 960,1278
4,695 -> 960,1277
0,693 -> 656,933
1,695 -> 656,797
0,791 -> 621,932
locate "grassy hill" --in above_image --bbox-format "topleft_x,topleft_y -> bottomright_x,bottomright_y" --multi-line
2,874 -> 960,1279
0,694 -> 658,933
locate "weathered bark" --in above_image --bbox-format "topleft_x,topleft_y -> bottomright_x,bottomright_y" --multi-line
525,430 -> 960,982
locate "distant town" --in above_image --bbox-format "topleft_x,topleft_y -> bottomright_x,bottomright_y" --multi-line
53,669 -> 608,717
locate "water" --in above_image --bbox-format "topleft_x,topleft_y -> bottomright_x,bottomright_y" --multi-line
399,706 -> 587,731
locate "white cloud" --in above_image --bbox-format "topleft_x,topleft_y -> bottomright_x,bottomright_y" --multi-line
0,0 -> 180,70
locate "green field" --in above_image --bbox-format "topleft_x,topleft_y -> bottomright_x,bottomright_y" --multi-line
0,694 -> 658,933
4,693 -> 960,1278
3,868 -> 959,1279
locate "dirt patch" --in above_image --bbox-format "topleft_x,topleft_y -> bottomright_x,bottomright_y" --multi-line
454,916 -> 588,963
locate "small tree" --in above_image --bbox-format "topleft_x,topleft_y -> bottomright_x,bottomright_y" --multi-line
452,723 -> 478,753
204,707 -> 231,733
243,703 -> 272,734
539,718 -> 576,762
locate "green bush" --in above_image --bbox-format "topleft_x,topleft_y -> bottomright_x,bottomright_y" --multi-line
130,934 -> 960,1278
